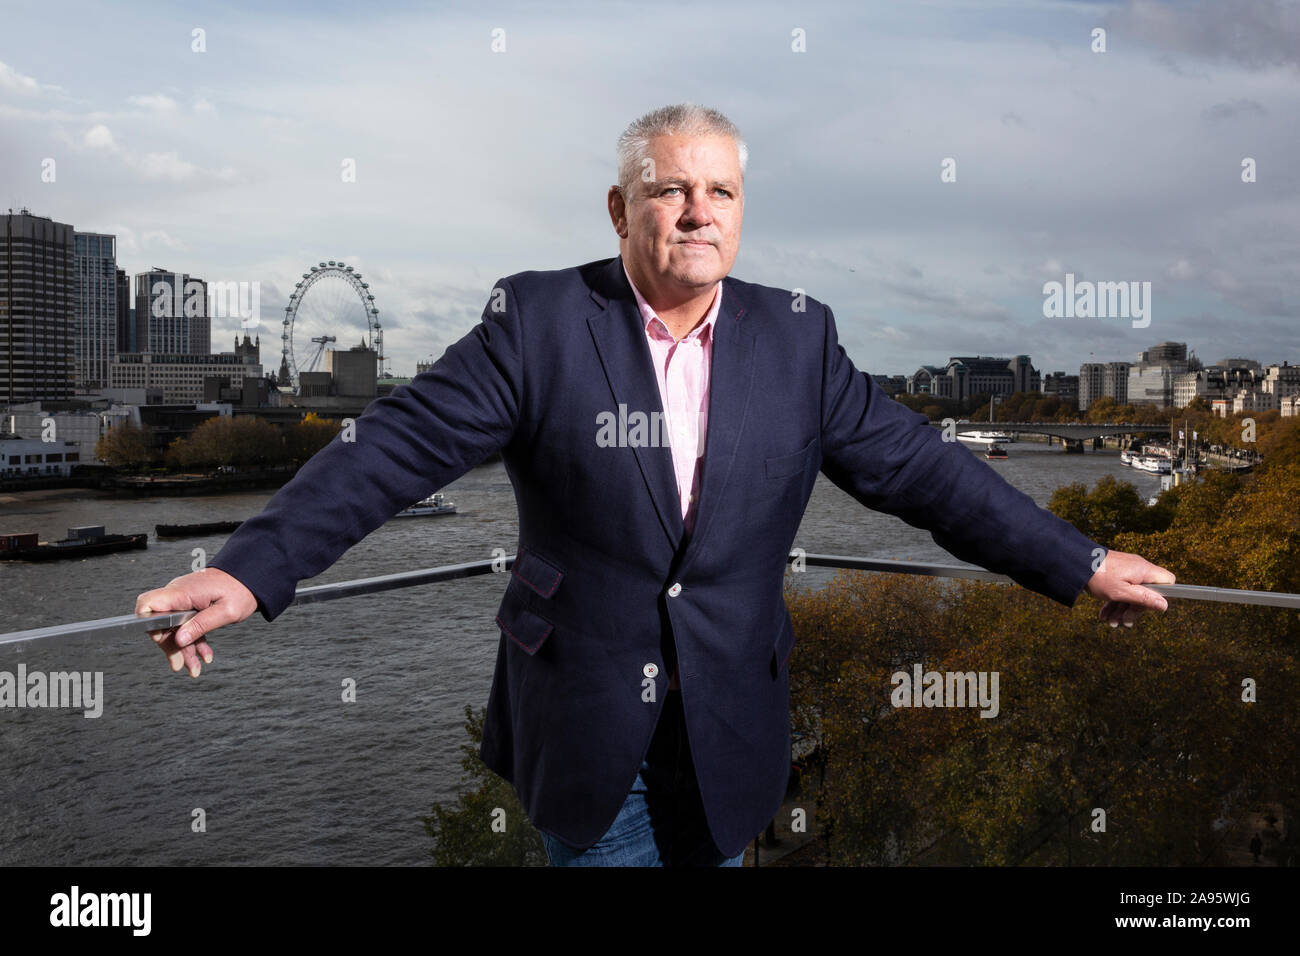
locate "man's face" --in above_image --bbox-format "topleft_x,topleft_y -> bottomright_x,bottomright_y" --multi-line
610,134 -> 744,296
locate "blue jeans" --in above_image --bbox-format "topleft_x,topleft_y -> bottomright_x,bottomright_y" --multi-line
540,690 -> 746,867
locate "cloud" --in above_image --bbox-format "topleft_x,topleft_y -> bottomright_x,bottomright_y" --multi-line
83,124 -> 117,150
1110,0 -> 1300,72
76,125 -> 237,183
1202,98 -> 1268,121
141,229 -> 184,249
0,60 -> 57,95
127,93 -> 179,112
128,151 -> 197,181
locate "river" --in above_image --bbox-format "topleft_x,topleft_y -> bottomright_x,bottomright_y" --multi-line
0,439 -> 1166,865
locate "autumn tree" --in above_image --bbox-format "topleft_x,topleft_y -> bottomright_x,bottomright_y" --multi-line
787,422 -> 1300,866
95,420 -> 157,469
284,411 -> 339,465
421,705 -> 547,866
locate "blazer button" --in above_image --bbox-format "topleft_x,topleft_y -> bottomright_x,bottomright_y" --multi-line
667,583 -> 682,597
643,663 -> 659,678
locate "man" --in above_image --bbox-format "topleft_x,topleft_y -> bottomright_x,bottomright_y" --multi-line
135,103 -> 1175,867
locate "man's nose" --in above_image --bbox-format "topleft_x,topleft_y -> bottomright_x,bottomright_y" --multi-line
679,187 -> 713,228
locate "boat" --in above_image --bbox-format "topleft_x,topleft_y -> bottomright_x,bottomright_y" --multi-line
393,492 -> 456,518
1131,455 -> 1172,474
0,525 -> 149,562
958,430 -> 1016,445
1119,449 -> 1134,465
985,443 -> 1008,460
155,520 -> 244,538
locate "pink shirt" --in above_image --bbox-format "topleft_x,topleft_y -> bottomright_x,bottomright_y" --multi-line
622,262 -> 722,538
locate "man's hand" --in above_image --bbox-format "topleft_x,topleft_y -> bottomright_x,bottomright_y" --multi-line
1084,549 -> 1176,627
134,568 -> 258,677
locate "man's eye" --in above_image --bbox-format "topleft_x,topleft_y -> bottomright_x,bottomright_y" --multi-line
662,187 -> 682,196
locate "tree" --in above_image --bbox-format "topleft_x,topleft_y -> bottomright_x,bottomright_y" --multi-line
421,705 -> 548,866
788,423 -> 1300,865
284,412 -> 340,465
1047,474 -> 1175,547
95,420 -> 156,469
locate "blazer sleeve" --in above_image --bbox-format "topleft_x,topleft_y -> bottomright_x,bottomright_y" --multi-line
816,302 -> 1104,607
206,277 -> 524,622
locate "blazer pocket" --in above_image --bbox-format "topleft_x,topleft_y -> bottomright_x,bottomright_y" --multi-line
496,547 -> 564,655
510,546 -> 564,598
496,581 -> 555,655
765,438 -> 820,480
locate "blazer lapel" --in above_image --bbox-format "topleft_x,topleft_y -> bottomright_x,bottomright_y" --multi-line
585,257 -> 758,567
674,277 -> 755,577
587,257 -> 685,551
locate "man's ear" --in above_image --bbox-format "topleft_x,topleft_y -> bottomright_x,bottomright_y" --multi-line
607,185 -> 629,238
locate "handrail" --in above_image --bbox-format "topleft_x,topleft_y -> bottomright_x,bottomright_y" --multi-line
1,552 -> 1296,648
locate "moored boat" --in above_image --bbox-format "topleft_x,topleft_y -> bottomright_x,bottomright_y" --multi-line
0,525 -> 149,562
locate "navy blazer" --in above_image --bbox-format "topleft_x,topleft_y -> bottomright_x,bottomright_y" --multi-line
208,254 -> 1104,857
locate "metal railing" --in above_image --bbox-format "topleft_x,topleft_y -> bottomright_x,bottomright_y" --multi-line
2,552 -> 1297,648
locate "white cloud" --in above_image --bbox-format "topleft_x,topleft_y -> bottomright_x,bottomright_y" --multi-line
0,60 -> 53,95
128,93 -> 179,112
141,229 -> 185,249
83,124 -> 117,150
128,151 -> 197,182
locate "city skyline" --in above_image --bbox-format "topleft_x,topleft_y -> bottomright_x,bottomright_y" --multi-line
2,0 -> 1298,379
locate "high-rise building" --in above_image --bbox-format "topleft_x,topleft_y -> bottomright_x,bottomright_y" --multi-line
134,268 -> 210,355
1128,342 -> 1189,407
1078,361 -> 1130,411
1039,371 -> 1079,404
73,231 -> 118,392
1,209 -> 76,404
115,268 -> 132,353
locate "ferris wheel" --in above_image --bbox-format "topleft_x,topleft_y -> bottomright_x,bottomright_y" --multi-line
281,260 -> 384,392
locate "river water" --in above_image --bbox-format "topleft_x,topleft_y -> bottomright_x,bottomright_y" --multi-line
0,439 -> 1163,865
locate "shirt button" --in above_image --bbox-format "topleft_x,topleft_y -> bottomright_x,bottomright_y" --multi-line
667,583 -> 682,597
643,663 -> 659,678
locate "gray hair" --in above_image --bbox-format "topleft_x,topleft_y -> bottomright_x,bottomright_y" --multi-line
616,103 -> 747,199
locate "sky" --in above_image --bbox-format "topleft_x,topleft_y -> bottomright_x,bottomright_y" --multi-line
2,0 -> 1297,379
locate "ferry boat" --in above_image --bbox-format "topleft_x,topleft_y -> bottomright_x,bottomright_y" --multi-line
1119,449 -> 1134,466
984,443 -> 1008,460
0,525 -> 149,562
393,492 -> 456,518
1131,455 -> 1172,474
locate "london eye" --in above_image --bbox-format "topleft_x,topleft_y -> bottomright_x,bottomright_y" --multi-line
280,261 -> 384,392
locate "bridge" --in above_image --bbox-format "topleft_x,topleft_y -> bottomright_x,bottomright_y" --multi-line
935,420 -> 1168,453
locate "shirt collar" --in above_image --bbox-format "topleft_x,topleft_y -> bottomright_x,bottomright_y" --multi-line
622,259 -> 722,343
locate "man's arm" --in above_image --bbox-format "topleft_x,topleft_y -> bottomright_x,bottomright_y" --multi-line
815,302 -> 1172,616
135,277 -> 525,673
209,277 -> 524,620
